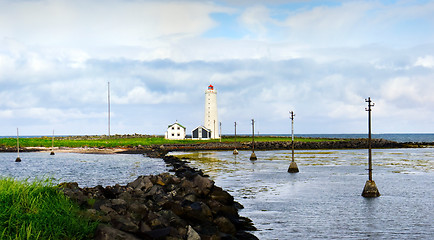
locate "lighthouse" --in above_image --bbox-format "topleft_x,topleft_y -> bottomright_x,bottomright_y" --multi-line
204,84 -> 219,139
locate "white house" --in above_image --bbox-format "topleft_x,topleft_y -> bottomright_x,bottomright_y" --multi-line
165,122 -> 186,140
191,126 -> 211,140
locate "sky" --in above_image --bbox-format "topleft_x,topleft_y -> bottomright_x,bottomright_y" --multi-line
0,0 -> 433,136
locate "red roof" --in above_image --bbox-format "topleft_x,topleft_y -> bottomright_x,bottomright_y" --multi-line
208,84 -> 213,90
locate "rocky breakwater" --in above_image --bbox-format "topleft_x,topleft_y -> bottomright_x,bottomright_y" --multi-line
138,138 -> 405,156
60,155 -> 258,240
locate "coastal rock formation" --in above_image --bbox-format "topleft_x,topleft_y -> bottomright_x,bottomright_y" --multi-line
60,155 -> 258,240
134,138 -> 407,156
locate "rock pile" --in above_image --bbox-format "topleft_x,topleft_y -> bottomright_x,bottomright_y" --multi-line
133,138 -> 406,156
60,155 -> 258,240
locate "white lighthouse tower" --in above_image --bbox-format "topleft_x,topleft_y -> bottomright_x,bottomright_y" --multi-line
204,84 -> 219,139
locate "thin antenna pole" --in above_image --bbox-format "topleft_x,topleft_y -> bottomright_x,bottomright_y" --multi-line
108,81 -> 111,137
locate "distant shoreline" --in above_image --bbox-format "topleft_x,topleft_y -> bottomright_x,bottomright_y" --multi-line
2,138 -> 431,156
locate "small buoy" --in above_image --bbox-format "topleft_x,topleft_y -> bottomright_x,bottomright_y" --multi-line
250,152 -> 257,160
233,149 -> 238,155
15,157 -> 21,162
50,151 -> 55,155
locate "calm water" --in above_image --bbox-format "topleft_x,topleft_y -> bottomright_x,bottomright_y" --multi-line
171,148 -> 434,239
1,149 -> 432,239
0,152 -> 168,187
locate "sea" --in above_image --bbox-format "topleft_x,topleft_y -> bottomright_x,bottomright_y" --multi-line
0,134 -> 433,239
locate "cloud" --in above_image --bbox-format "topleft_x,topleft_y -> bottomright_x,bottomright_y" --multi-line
0,0 -> 228,49
0,0 -> 433,135
239,5 -> 272,39
113,86 -> 188,105
415,55 -> 434,68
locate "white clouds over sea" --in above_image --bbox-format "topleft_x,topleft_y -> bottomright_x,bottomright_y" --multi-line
0,0 -> 433,135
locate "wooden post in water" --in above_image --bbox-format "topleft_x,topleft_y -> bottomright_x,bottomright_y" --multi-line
288,111 -> 299,173
362,97 -> 380,198
250,119 -> 257,160
50,129 -> 55,155
15,128 -> 21,162
233,121 -> 238,155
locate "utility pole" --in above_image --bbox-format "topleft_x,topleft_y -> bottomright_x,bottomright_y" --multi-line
108,81 -> 111,138
288,111 -> 299,173
50,129 -> 55,155
15,128 -> 21,162
362,97 -> 380,197
250,119 -> 257,160
219,122 -> 222,142
233,121 -> 238,155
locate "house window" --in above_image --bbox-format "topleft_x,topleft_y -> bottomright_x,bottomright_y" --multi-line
171,133 -> 174,136
177,133 -> 180,136
177,127 -> 180,130
172,127 -> 174,130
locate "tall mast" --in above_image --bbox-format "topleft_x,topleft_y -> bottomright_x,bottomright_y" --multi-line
108,81 -> 111,137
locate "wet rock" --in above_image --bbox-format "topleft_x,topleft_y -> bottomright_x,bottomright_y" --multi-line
111,215 -> 139,232
187,225 -> 201,240
95,224 -> 140,240
194,175 -> 214,196
214,216 -> 236,235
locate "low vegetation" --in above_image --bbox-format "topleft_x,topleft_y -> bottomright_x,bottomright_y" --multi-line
0,135 -> 340,149
0,178 -> 98,240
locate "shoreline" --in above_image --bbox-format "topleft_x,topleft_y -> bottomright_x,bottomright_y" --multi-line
0,138 -> 432,156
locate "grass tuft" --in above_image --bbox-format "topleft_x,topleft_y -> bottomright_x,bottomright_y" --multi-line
0,178 -> 98,240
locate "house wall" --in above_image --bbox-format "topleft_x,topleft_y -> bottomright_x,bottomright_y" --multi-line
165,123 -> 186,140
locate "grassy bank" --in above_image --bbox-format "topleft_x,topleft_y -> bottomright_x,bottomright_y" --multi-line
0,135 -> 339,149
0,178 -> 98,240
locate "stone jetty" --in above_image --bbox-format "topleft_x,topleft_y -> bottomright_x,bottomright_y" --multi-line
60,155 -> 258,240
127,138 -> 409,157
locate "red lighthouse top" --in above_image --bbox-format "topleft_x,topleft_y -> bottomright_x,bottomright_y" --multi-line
208,84 -> 214,90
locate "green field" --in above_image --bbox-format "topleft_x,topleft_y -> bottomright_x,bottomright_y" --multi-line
0,178 -> 97,240
0,135 -> 339,149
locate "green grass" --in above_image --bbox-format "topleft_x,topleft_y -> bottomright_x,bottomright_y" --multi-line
0,178 -> 98,240
0,135 -> 341,149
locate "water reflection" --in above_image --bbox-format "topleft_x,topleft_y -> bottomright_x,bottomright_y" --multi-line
171,149 -> 433,239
